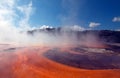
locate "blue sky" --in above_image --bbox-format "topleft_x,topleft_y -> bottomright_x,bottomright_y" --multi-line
31,0 -> 120,29
0,0 -> 120,44
0,0 -> 120,30
29,0 -> 120,30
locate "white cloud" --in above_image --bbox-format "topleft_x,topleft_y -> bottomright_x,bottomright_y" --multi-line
0,0 -> 33,29
0,0 -> 15,8
39,25 -> 53,29
89,22 -> 101,28
0,0 -> 16,26
0,0 -> 17,39
61,25 -> 85,31
0,0 -> 35,44
112,17 -> 120,22
17,1 -> 33,30
70,25 -> 85,31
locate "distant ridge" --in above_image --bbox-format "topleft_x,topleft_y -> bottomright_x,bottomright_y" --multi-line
27,27 -> 120,43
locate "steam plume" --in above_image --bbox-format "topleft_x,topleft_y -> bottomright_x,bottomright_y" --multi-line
0,0 -> 103,48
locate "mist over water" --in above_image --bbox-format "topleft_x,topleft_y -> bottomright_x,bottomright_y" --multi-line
0,25 -> 104,48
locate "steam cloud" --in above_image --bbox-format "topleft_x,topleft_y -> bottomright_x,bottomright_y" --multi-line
0,0 -> 103,47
